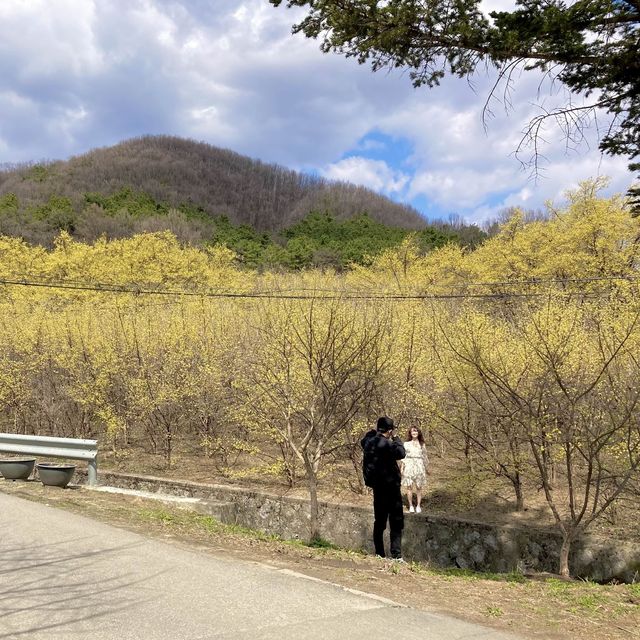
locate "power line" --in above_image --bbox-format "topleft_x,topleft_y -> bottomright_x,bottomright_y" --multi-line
430,275 -> 640,288
267,274 -> 640,294
5,272 -> 640,291
0,277 -> 625,301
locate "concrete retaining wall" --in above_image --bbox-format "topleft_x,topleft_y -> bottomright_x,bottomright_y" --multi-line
79,470 -> 640,583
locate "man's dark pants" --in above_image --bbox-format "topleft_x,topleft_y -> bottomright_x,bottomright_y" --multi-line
372,484 -> 404,558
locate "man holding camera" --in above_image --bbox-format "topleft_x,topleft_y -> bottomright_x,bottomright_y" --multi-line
361,416 -> 406,560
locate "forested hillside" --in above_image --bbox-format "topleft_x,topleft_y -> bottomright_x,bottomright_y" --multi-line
0,136 -> 487,267
0,186 -> 467,269
0,135 -> 426,231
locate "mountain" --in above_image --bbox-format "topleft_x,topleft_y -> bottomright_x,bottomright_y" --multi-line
0,136 -> 488,268
0,135 -> 427,232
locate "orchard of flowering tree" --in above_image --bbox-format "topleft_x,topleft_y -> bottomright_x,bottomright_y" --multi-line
1,181 -> 639,576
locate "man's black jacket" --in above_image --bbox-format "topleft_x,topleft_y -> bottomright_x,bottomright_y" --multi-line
361,430 -> 406,489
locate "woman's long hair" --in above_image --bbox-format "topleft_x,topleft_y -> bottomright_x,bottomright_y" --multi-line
406,426 -> 425,445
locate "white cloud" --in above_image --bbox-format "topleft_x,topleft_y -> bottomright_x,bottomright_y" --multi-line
0,0 -> 634,221
480,0 -> 517,17
370,69 -> 633,220
408,166 -> 518,210
484,154 -> 631,215
321,157 -> 409,194
0,0 -> 104,77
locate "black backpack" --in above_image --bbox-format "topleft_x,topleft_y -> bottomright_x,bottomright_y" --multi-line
362,439 -> 378,488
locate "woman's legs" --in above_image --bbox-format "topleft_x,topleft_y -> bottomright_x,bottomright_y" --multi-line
416,488 -> 422,513
405,487 -> 414,511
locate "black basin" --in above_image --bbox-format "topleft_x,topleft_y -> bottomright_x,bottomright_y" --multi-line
0,458 -> 36,480
36,463 -> 76,488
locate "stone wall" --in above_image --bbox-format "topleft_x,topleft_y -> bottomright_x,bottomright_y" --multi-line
79,470 -> 640,583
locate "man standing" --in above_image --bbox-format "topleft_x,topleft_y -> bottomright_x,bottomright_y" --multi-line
361,416 -> 406,560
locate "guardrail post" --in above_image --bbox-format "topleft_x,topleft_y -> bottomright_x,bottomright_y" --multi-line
88,459 -> 98,486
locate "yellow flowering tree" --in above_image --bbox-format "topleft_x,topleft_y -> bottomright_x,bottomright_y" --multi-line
241,295 -> 392,540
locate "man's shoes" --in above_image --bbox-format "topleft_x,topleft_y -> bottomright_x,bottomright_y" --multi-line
409,505 -> 415,513
416,505 -> 422,513
391,557 -> 406,563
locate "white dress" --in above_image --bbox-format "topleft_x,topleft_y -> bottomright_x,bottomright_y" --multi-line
401,440 -> 429,488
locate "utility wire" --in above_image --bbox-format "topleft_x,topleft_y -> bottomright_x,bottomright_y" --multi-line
0,276 -> 628,301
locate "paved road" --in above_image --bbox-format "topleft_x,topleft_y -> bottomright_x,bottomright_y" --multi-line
0,492 -> 522,640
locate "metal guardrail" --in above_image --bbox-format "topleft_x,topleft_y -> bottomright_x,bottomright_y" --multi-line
0,433 -> 98,485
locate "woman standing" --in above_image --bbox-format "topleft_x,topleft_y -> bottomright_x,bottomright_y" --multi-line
401,426 -> 430,513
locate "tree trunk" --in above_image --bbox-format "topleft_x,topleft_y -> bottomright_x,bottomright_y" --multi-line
512,473 -> 525,511
559,534 -> 572,577
464,434 -> 474,472
280,441 -> 298,488
165,427 -> 173,468
304,459 -> 320,542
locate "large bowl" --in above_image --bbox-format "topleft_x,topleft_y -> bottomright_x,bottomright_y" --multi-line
0,458 -> 36,480
36,463 -> 76,488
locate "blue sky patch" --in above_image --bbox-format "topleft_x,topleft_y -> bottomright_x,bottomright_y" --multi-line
344,131 -> 415,170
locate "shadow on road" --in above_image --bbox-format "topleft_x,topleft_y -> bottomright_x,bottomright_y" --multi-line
0,524 -> 165,639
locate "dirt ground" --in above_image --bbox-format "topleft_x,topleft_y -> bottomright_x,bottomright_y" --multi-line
1,478 -> 638,640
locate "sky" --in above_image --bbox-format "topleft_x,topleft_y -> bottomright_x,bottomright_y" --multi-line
0,0 -> 634,224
